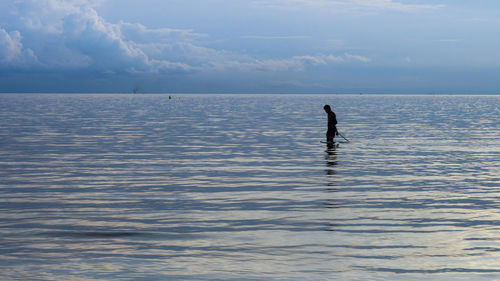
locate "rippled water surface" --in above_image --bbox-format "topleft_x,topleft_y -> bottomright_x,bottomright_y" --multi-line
0,94 -> 499,280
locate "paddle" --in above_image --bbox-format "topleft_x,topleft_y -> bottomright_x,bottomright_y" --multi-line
337,131 -> 350,142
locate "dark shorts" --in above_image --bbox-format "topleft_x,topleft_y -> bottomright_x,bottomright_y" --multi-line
327,126 -> 337,137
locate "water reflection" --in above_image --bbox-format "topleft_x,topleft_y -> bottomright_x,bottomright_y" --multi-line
325,146 -> 338,175
324,146 -> 339,194
323,146 -> 340,232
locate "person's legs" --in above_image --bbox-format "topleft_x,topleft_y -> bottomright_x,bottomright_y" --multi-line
326,132 -> 334,143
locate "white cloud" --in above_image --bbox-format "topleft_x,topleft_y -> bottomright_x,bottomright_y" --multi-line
61,6 -> 152,72
350,0 -> 444,12
344,53 -> 371,63
241,35 -> 311,40
253,0 -> 444,13
1,0 -> 371,74
218,53 -> 371,72
120,23 -> 206,44
2,0 -> 195,73
0,28 -> 38,67
11,0 -> 103,33
0,29 -> 24,62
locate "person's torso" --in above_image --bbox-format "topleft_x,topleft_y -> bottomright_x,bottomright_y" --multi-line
328,112 -> 337,126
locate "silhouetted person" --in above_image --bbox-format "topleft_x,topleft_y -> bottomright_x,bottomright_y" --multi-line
324,104 -> 338,144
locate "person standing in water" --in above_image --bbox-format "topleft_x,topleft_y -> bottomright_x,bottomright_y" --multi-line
324,105 -> 338,144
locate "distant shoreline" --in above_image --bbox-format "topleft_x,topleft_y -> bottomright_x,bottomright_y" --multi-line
1,92 -> 499,96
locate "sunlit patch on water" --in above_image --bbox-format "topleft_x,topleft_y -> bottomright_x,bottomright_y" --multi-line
0,94 -> 498,280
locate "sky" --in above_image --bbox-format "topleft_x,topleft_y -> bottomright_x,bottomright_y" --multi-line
1,0 -> 500,94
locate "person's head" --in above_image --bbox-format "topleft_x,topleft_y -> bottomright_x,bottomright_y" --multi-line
324,104 -> 332,113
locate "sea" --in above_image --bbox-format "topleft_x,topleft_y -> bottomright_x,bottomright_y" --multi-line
0,94 -> 498,280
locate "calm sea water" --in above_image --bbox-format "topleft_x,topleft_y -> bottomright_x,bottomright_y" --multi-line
0,94 -> 499,280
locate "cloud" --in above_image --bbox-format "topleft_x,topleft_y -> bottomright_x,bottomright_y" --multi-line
1,0 -> 371,76
11,0 -> 103,33
1,0 -> 196,73
61,6 -> 164,73
344,53 -> 371,63
241,35 -> 311,40
0,28 -> 38,67
219,53 -> 371,72
253,0 -> 444,13
119,23 -> 206,44
291,53 -> 371,66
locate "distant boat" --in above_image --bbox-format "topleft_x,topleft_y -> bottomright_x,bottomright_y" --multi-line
133,87 -> 139,94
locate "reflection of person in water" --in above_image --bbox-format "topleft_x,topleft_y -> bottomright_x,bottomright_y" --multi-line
325,149 -> 337,176
324,105 -> 338,144
324,149 -> 338,210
